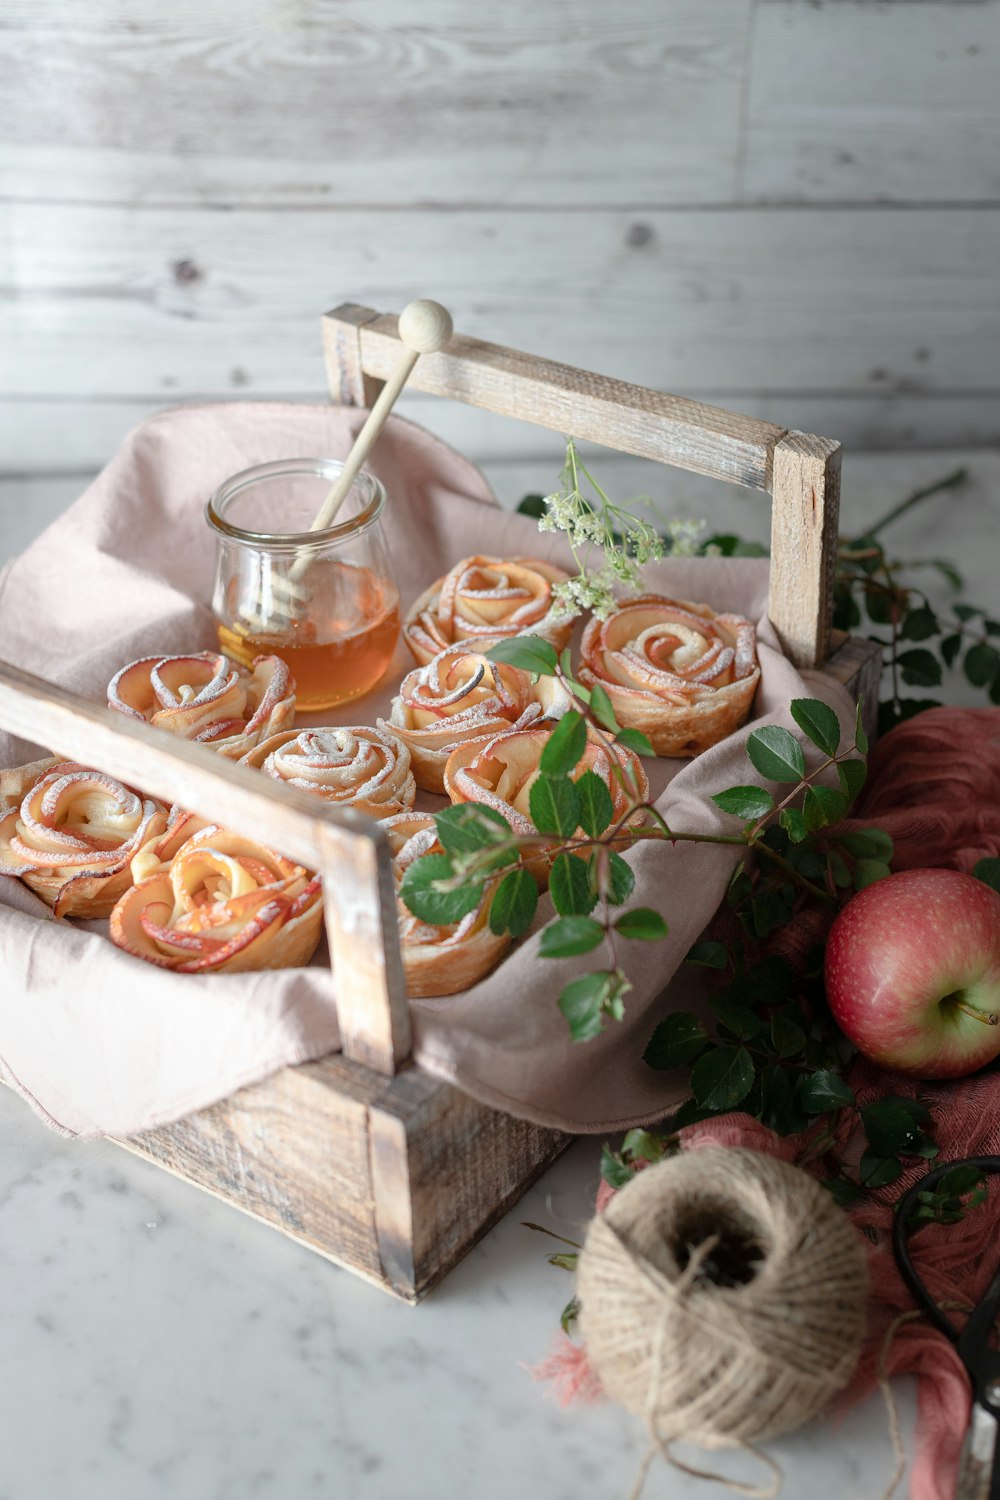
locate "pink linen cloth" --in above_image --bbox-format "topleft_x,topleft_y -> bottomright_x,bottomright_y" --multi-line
0,400 -> 854,1139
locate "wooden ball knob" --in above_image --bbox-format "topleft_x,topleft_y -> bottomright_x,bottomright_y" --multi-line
398,299 -> 453,354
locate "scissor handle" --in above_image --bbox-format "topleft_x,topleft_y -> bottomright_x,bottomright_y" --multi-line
892,1155 -> 1000,1346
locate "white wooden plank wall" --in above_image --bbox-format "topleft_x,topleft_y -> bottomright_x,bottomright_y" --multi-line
1,0 -> 999,490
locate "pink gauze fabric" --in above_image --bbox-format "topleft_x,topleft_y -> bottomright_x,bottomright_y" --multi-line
0,400 -> 855,1139
540,706 -> 1000,1500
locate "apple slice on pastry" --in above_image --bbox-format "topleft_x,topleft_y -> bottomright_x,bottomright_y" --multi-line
108,651 -> 295,760
240,725 -> 416,820
109,827 -> 323,973
0,757 -> 167,918
578,595 -> 760,757
380,645 -> 541,794
383,811 -> 511,997
403,555 -> 572,666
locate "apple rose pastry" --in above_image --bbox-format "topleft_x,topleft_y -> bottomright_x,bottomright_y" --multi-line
380,646 -> 542,794
240,726 -> 415,820
403,555 -> 573,666
578,596 -> 760,757
0,757 -> 167,918
444,722 -> 648,869
108,651 -> 295,759
383,811 -> 510,997
109,828 -> 323,973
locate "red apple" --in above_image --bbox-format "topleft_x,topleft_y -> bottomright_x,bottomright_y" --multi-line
825,868 -> 1000,1079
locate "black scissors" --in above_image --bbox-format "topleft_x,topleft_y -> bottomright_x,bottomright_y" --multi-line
893,1156 -> 1000,1500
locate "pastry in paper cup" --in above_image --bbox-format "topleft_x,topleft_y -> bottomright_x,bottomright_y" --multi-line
240,725 -> 416,820
403,554 -> 573,666
108,651 -> 295,760
443,720 -> 648,878
383,811 -> 511,997
578,595 -> 761,757
380,645 -> 542,794
109,827 -> 324,973
0,757 -> 167,918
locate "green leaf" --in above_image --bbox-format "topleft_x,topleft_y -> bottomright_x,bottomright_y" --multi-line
644,1013 -> 709,1070
516,493 -> 546,519
860,1152 -> 904,1189
712,785 -> 775,820
803,784 -> 849,832
954,603 -> 983,622
690,1045 -> 756,1111
797,1070 -> 855,1114
930,559 -> 964,592
855,700 -> 869,755
488,868 -> 538,937
862,1097 -> 934,1157
855,858 -> 892,890
973,857 -> 1000,895
934,1163 -> 988,1198
898,648 -> 943,688
559,646 -> 573,676
559,970 -> 629,1041
564,677 -> 591,704
829,850 -> 853,888
615,727 -> 655,758
712,996 -> 764,1041
836,828 -> 894,862
621,1129 -> 666,1164
770,1011 -> 807,1058
746,725 -> 806,784
486,634 -> 558,678
550,852 -> 597,916
587,681 -> 620,733
539,915 -> 606,958
824,1177 -> 864,1208
987,620 -> 1000,638
600,1144 -> 633,1189
529,773 -> 580,836
750,884 -> 795,938
790,699 -> 842,758
614,907 -> 669,942
779,807 -> 809,843
940,633 -> 963,669
965,642 -> 1000,689
837,758 -> 867,803
539,711 -> 588,777
548,1252 -> 578,1272
575,770 -> 615,838
560,1296 -> 580,1334
900,605 -> 938,642
685,941 -> 729,970
399,853 -> 481,926
605,851 -> 636,906
434,802 -> 511,858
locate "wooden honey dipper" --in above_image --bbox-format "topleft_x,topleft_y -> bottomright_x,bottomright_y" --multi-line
243,298 -> 453,629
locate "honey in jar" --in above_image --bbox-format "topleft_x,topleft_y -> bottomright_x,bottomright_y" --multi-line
207,460 -> 401,712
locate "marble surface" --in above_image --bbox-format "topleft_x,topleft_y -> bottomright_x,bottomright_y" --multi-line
5,443 -> 996,1500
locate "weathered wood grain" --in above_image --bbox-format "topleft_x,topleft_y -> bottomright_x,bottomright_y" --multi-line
825,634 -> 883,748
7,205 -> 998,403
368,1068 -> 569,1302
769,432 -> 841,667
0,0 -> 751,207
746,1 -> 1000,205
119,1055 -> 391,1287
326,305 -> 786,492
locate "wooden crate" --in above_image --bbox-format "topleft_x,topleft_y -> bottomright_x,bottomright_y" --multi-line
0,305 -> 882,1302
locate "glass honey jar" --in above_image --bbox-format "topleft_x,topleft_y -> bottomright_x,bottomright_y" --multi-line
207,459 -> 400,712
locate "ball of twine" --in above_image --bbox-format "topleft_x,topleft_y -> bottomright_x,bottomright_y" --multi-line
577,1149 -> 868,1495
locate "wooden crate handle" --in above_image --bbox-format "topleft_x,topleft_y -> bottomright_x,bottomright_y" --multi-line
322,302 -> 841,669
0,660 -> 411,1077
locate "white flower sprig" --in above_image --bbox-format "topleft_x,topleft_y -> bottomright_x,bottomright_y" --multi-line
537,439 -> 706,619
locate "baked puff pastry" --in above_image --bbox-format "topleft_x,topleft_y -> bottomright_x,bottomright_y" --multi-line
108,651 -> 295,760
383,811 -> 510,997
0,758 -> 167,918
379,646 -> 541,794
443,721 -> 648,869
403,555 -> 573,666
109,827 -> 323,973
578,596 -> 760,757
240,726 -> 415,819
